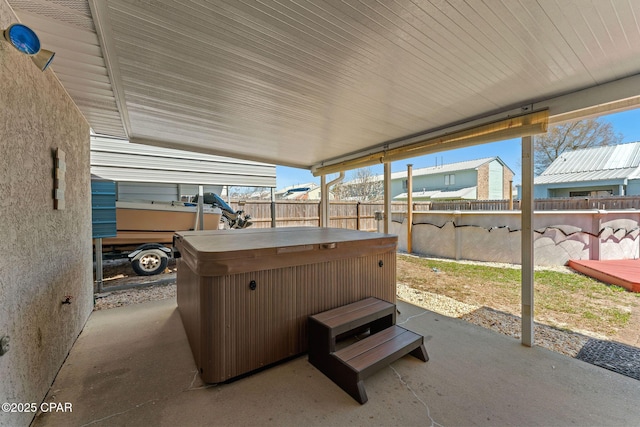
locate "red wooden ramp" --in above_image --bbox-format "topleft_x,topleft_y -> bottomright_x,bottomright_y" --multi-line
568,259 -> 640,293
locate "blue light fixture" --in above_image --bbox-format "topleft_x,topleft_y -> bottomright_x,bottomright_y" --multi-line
4,23 -> 40,55
2,23 -> 55,71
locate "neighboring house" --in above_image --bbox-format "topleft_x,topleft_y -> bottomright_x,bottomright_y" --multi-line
91,135 -> 276,201
390,157 -> 514,201
238,189 -> 272,199
305,186 -> 327,200
274,183 -> 324,200
530,142 -> 640,199
238,183 -> 328,200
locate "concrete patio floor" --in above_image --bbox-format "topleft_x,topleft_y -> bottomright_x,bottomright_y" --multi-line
33,298 -> 640,427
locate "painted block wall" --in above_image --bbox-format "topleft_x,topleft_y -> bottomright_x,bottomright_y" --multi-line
394,210 -> 639,265
0,3 -> 93,425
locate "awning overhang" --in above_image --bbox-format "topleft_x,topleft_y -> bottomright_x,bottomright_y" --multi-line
312,110 -> 549,176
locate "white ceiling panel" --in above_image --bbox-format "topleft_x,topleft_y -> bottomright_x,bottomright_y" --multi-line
8,0 -> 640,170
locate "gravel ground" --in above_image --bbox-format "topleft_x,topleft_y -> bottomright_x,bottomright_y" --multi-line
396,282 -> 590,357
94,283 -> 177,310
94,277 -> 590,358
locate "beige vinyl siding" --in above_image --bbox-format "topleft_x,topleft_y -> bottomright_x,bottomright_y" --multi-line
91,135 -> 276,188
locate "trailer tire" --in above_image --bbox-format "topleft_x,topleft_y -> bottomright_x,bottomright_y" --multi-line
131,249 -> 168,276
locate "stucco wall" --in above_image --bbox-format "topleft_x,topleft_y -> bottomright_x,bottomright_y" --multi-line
393,210 -> 640,265
0,4 -> 93,426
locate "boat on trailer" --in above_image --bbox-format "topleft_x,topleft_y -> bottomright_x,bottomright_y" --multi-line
102,200 -> 223,250
100,200 -> 223,276
98,193 -> 253,276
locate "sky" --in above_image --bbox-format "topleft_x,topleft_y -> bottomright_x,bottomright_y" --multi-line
275,108 -> 640,189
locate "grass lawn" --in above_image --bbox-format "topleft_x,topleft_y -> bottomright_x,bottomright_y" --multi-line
397,254 -> 640,339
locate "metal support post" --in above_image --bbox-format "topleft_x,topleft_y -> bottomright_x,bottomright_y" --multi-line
407,164 -> 413,253
196,185 -> 204,230
384,163 -> 391,234
521,135 -> 534,347
95,238 -> 104,294
271,187 -> 276,228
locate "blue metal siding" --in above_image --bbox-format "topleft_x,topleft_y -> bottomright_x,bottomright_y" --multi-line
533,185 -> 548,199
91,179 -> 117,239
626,179 -> 640,195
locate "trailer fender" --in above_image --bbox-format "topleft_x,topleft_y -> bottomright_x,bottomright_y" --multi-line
128,243 -> 172,259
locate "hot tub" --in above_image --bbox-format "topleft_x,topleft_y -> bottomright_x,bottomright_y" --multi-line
173,227 -> 397,383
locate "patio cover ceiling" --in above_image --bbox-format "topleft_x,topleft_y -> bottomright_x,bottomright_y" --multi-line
8,0 -> 640,172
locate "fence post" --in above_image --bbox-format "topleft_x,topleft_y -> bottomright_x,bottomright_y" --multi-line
407,164 -> 413,254
270,188 -> 276,228
95,238 -> 103,294
356,202 -> 361,231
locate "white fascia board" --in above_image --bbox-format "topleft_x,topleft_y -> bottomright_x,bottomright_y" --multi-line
540,73 -> 640,124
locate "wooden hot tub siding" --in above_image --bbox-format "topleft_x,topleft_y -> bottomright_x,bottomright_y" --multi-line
175,228 -> 397,383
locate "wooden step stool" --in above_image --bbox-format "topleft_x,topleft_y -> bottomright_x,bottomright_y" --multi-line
308,297 -> 428,404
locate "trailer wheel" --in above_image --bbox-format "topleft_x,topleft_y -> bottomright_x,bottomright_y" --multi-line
131,249 -> 168,276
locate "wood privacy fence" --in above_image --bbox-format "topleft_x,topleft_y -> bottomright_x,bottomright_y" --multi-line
427,196 -> 640,210
230,196 -> 640,230
530,196 -> 640,210
230,200 -> 410,231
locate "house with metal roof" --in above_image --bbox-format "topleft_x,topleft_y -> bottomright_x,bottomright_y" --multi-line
274,183 -> 321,200
391,157 -> 514,201
532,142 -> 640,199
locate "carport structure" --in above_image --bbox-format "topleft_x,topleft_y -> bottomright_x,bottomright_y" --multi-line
2,1 -> 640,425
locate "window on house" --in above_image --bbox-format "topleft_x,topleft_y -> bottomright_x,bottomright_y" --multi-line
569,190 -> 614,197
569,191 -> 590,197
402,179 -> 408,190
444,174 -> 455,186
